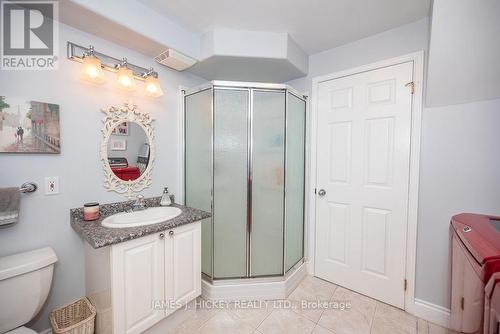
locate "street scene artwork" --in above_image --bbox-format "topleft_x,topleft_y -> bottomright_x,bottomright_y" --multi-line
0,96 -> 61,153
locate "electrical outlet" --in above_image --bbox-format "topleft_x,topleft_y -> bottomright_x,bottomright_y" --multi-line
45,177 -> 59,195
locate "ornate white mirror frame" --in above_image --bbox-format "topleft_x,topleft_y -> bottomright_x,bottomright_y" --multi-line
100,102 -> 155,198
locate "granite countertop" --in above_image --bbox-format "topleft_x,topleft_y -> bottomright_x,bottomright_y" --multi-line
70,197 -> 211,249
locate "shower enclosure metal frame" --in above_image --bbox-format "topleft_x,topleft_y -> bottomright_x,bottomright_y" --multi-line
184,81 -> 307,281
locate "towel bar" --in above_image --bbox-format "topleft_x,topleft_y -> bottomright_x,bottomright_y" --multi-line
20,182 -> 37,193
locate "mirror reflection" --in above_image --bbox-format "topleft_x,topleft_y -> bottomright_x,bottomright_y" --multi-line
107,121 -> 150,181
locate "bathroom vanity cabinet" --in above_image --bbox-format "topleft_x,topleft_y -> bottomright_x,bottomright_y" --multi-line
84,221 -> 201,334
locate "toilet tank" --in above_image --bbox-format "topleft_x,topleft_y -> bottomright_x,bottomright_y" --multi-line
0,247 -> 58,334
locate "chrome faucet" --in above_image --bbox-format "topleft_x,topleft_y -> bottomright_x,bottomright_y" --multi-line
132,195 -> 146,211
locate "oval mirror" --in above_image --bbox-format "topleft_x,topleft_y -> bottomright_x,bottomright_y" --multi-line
100,103 -> 155,198
106,121 -> 150,181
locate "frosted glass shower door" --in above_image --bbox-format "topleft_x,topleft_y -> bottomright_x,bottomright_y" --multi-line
213,89 -> 249,278
250,90 -> 285,277
185,89 -> 213,277
185,83 -> 306,281
285,93 -> 306,272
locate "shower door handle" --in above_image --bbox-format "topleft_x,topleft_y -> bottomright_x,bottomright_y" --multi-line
318,189 -> 326,197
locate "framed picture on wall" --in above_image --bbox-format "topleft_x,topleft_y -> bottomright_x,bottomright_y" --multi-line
0,96 -> 61,154
112,122 -> 129,136
110,139 -> 127,151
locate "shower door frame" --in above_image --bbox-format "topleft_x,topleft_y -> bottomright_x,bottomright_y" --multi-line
183,81 -> 307,281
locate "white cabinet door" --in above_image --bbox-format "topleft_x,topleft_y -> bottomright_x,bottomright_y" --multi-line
165,221 -> 201,315
111,233 -> 165,334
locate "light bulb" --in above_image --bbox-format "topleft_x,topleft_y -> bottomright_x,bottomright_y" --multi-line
144,75 -> 164,98
116,67 -> 136,91
81,54 -> 105,84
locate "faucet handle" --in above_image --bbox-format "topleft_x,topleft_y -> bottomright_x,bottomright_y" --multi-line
135,195 -> 145,207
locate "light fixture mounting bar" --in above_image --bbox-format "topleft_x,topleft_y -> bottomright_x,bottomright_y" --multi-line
67,42 -> 157,81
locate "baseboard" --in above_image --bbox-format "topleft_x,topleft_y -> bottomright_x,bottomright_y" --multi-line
306,260 -> 314,275
202,263 -> 307,301
408,298 -> 451,328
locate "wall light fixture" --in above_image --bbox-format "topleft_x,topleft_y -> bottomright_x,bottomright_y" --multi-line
116,58 -> 136,91
68,42 -> 164,98
81,46 -> 106,84
143,68 -> 164,98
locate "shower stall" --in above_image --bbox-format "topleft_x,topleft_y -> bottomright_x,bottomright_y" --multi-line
184,81 -> 306,286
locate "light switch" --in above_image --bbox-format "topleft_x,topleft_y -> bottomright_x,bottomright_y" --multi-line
45,176 -> 59,195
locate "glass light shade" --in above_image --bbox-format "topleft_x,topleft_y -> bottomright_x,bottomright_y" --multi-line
81,55 -> 105,84
116,67 -> 136,91
144,76 -> 164,97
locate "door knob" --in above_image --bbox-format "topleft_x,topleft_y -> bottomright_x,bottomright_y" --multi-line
169,230 -> 174,237
318,189 -> 326,196
159,233 -> 165,239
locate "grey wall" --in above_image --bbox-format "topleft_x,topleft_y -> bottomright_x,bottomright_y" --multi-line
0,23 -> 204,331
287,18 -> 430,92
426,0 -> 500,106
416,98 -> 500,307
288,16 -> 500,309
61,0 -> 201,59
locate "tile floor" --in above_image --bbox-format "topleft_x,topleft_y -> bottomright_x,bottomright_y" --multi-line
169,276 -> 461,334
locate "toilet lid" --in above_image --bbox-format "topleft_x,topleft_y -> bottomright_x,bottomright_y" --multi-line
7,327 -> 37,334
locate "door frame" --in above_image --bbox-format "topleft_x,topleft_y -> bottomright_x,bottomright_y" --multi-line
177,85 -> 188,205
309,51 -> 424,312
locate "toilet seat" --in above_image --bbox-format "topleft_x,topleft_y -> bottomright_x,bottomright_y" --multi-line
6,327 -> 37,334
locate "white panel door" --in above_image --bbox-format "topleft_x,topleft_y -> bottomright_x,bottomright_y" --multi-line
111,233 -> 165,334
165,221 -> 201,315
315,62 -> 414,308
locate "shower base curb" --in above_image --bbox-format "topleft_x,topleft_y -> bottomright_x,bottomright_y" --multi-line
201,262 -> 307,301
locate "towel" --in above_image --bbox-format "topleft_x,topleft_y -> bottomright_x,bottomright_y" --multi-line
0,187 -> 21,227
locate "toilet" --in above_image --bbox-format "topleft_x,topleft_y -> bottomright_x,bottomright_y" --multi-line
0,247 -> 58,334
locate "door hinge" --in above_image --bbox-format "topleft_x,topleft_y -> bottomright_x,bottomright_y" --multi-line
461,297 -> 465,310
404,279 -> 407,291
405,82 -> 415,94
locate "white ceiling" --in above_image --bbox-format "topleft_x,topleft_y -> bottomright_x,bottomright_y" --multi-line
138,0 -> 430,54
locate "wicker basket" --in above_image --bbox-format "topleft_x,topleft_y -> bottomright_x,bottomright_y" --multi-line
49,297 -> 96,334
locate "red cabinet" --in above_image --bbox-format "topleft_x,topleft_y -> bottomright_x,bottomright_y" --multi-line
484,273 -> 500,334
450,228 -> 485,333
450,214 -> 500,334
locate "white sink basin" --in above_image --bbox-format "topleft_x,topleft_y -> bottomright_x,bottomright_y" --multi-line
102,207 -> 182,228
